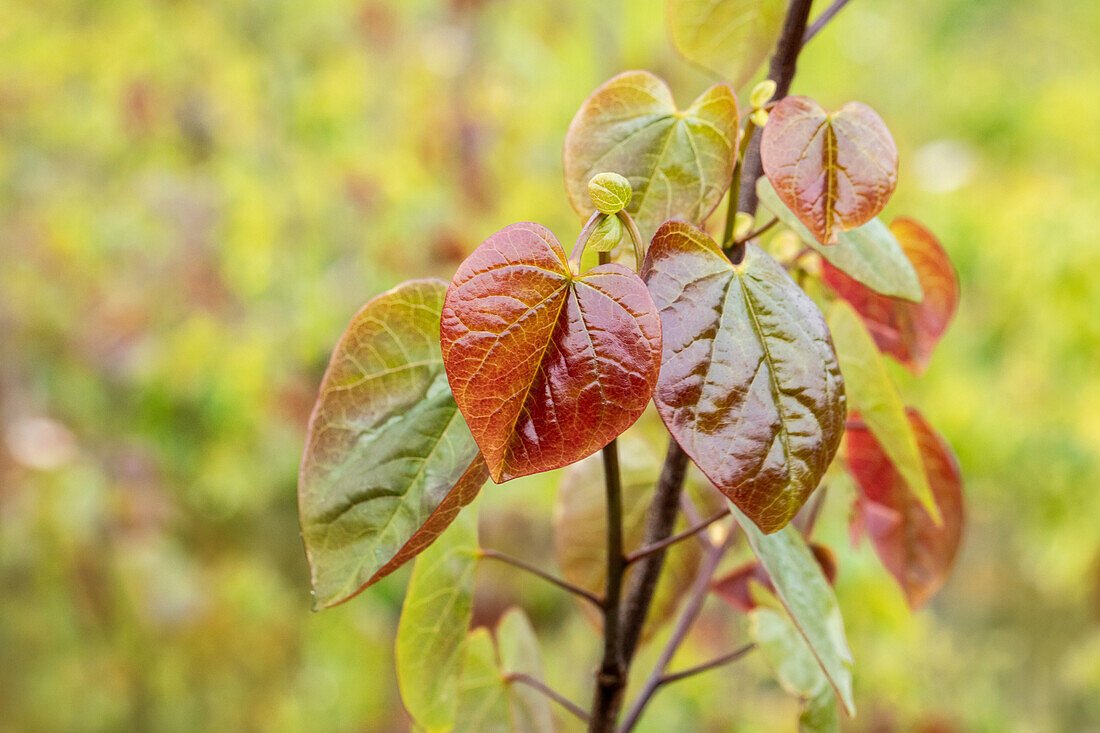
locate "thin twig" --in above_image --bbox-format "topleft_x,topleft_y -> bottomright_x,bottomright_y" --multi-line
618,529 -> 740,732
625,509 -> 731,565
798,484 -> 829,540
656,644 -> 756,687
506,673 -> 591,723
478,549 -> 601,609
803,0 -> 855,45
733,216 -> 780,245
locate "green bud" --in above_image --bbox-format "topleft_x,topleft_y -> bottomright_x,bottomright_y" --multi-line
732,212 -> 755,241
751,107 -> 770,127
588,172 -> 632,215
749,79 -> 777,109
589,214 -> 623,252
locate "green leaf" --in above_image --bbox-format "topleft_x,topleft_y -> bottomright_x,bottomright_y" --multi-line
642,220 -> 846,533
733,508 -> 855,715
396,510 -> 478,732
756,178 -> 922,301
441,223 -> 662,482
800,691 -> 840,733
563,70 -> 740,243
453,609 -> 554,733
827,301 -> 940,523
666,0 -> 787,89
760,96 -> 898,245
299,278 -> 488,610
554,438 -> 702,645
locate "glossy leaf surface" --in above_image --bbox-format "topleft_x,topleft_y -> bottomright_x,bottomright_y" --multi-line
643,221 -> 845,532
823,217 -> 959,373
395,511 -> 478,732
554,442 -> 702,643
666,0 -> 786,89
441,223 -> 662,482
761,96 -> 898,245
563,71 -> 740,243
455,609 -> 554,733
299,279 -> 487,610
757,178 -> 921,301
848,408 -> 964,608
733,508 -> 855,715
827,301 -> 939,522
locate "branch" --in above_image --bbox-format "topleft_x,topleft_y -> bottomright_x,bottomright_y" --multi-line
656,644 -> 756,687
478,549 -> 602,609
803,0 -> 854,45
734,216 -> 779,245
618,529 -> 739,732
625,508 -> 730,565
506,673 -> 590,723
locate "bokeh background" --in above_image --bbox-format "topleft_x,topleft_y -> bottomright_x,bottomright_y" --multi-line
2,0 -> 1098,730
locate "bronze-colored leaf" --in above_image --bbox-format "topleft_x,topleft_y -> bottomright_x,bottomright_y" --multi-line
761,95 -> 898,245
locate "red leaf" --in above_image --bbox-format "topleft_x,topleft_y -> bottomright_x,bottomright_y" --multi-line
713,543 -> 838,613
441,223 -> 662,482
846,409 -> 964,609
823,217 -> 959,374
761,96 -> 897,245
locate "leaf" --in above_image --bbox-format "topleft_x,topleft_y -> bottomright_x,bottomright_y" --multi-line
299,278 -> 488,610
395,510 -> 478,732
554,439 -> 702,644
563,70 -> 740,243
441,222 -> 662,482
823,217 -> 960,374
847,408 -> 964,608
666,0 -> 787,89
713,542 -> 837,613
756,178 -> 922,301
826,300 -> 940,523
733,507 -> 855,715
761,96 -> 898,245
454,609 -> 554,733
642,220 -> 845,533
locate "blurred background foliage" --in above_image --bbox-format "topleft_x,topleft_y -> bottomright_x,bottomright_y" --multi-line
1,0 -> 1098,730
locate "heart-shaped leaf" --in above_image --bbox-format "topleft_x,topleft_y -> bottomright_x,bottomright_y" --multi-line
826,300 -> 939,523
642,220 -> 845,533
563,70 -> 740,243
554,439 -> 702,644
823,217 -> 959,374
441,222 -> 662,482
299,278 -> 488,610
847,408 -> 964,609
666,0 -> 787,89
756,178 -> 922,301
733,508 -> 855,715
455,609 -> 554,733
396,510 -> 478,732
761,96 -> 898,245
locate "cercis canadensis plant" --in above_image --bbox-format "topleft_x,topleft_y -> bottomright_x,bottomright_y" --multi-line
297,1 -> 965,730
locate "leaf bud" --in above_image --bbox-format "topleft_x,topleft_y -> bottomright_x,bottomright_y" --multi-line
749,79 -> 777,109
751,107 -> 770,127
732,212 -> 755,241
589,214 -> 623,252
588,172 -> 632,214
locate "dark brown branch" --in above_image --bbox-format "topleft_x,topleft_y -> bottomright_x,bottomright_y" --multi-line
803,0 -> 854,44
506,673 -> 590,723
478,549 -> 601,609
656,644 -> 756,687
625,509 -> 731,565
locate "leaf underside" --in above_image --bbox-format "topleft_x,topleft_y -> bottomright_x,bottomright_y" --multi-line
823,217 -> 959,374
642,220 -> 845,533
733,508 -> 856,715
666,0 -> 787,89
299,278 -> 487,610
756,178 -> 922,301
441,222 -> 662,483
761,96 -> 898,245
563,70 -> 740,244
847,408 -> 964,609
